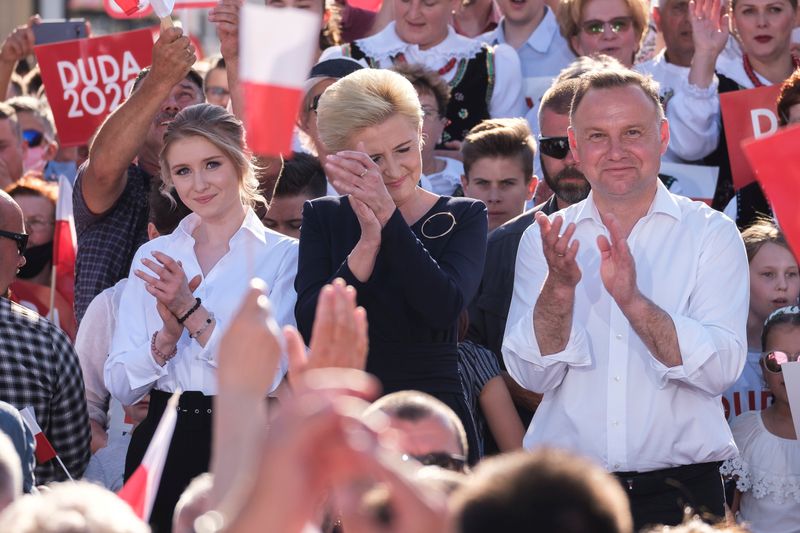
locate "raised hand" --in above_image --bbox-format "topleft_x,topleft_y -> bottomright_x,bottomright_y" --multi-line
155,275 -> 202,344
208,0 -> 243,62
687,0 -> 729,87
536,211 -> 581,289
135,251 -> 201,317
149,26 -> 196,89
596,214 -> 640,309
350,195 -> 382,247
0,16 -> 38,66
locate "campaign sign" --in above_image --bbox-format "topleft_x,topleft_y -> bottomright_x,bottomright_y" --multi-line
720,84 -> 782,190
34,29 -> 153,147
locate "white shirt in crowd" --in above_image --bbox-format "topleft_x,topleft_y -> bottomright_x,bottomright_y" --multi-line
106,209 -> 298,406
320,22 -> 526,120
423,156 -> 464,196
503,182 -> 748,472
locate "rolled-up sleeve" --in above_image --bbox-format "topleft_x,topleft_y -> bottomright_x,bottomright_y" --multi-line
502,222 -> 592,393
666,77 -> 721,162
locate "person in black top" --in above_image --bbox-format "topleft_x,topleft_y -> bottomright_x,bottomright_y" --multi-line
295,68 -> 487,463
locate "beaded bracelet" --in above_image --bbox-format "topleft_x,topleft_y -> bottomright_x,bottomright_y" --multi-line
151,331 -> 177,365
177,297 -> 202,324
189,312 -> 215,340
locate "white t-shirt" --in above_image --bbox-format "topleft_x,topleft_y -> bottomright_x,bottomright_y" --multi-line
423,157 -> 464,196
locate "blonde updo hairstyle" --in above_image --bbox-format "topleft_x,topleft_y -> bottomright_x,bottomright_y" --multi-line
159,103 -> 265,209
316,68 -> 424,154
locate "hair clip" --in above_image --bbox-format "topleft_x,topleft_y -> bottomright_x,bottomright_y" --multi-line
765,305 -> 800,326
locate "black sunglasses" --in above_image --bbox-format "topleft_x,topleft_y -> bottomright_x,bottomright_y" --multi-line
22,129 -> 44,148
0,229 -> 28,255
539,136 -> 571,159
401,452 -> 467,472
763,350 -> 799,374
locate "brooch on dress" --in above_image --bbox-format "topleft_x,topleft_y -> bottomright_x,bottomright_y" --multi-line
421,212 -> 457,239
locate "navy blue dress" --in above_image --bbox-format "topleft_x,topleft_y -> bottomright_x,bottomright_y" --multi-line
295,195 -> 488,461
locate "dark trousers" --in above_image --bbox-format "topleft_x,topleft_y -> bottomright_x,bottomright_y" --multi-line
125,390 -> 213,533
613,461 -> 725,531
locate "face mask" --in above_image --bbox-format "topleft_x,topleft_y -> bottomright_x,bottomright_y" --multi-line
45,160 -> 78,183
17,241 -> 53,280
23,146 -> 47,173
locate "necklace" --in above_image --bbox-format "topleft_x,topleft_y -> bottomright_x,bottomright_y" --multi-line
743,54 -> 800,87
394,53 -> 458,76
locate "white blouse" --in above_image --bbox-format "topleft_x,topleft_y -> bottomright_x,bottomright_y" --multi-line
320,22 -> 526,119
721,410 -> 800,533
423,156 -> 464,196
105,209 -> 298,405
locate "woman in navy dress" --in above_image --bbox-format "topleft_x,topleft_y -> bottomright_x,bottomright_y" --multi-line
295,68 -> 487,461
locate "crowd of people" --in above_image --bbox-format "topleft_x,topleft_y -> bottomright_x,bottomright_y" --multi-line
0,0 -> 798,531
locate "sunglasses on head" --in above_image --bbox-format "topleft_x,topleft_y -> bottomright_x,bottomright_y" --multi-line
581,16 -> 633,35
763,350 -> 799,374
401,452 -> 467,472
0,229 -> 28,256
22,129 -> 44,148
539,136 -> 571,159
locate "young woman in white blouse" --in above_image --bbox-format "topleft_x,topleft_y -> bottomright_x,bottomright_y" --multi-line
105,103 -> 298,531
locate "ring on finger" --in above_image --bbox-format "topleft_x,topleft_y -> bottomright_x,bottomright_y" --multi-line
359,167 -> 368,178
556,253 -> 566,258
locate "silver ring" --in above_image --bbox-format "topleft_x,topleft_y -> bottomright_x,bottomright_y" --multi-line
557,253 -> 566,258
359,167 -> 368,178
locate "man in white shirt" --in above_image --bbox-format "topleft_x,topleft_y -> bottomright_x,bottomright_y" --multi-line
503,68 -> 747,529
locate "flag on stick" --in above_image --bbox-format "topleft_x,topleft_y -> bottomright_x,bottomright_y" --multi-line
19,406 -> 73,480
742,124 -> 800,259
117,390 -> 181,521
150,0 -> 175,29
240,4 -> 319,157
113,0 -> 145,15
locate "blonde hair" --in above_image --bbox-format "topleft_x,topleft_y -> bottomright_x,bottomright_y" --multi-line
159,103 -> 265,210
741,218 -> 792,263
557,0 -> 650,54
316,68 -> 423,153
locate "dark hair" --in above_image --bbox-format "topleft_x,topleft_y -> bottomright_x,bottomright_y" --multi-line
540,78 -> 582,117
777,68 -> 800,126
22,66 -> 41,97
272,152 -> 327,200
761,306 -> 800,351
571,68 -> 664,123
451,449 -> 632,533
132,66 -> 204,96
148,180 -> 190,236
461,118 -> 536,182
391,63 -> 451,117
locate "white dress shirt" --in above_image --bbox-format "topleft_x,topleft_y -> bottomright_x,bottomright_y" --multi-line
321,22 -> 526,119
106,209 -> 298,406
503,182 -> 748,472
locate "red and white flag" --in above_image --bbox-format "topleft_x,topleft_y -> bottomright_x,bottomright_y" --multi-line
118,391 -> 180,521
19,407 -> 58,465
240,4 -> 319,156
53,175 -> 77,308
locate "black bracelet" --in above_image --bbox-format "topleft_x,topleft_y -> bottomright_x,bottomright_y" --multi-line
177,297 -> 201,324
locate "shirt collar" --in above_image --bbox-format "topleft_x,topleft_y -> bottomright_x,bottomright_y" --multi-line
175,207 -> 267,246
493,7 -> 558,53
362,22 -> 481,60
574,180 -> 682,226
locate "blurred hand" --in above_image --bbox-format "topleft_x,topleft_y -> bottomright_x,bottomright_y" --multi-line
208,0 -> 243,61
689,0 -> 729,59
597,214 -> 640,309
536,211 -> 581,290
149,26 -> 196,89
135,251 -> 200,317
0,16 -> 38,65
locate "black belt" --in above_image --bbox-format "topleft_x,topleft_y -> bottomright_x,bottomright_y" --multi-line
613,461 -> 722,496
150,389 -> 213,417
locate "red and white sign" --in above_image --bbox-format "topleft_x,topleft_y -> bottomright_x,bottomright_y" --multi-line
19,407 -> 57,464
240,4 -> 319,156
720,84 -> 782,190
34,29 -> 153,147
104,0 -> 153,18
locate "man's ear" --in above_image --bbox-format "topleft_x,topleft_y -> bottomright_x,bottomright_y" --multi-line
147,222 -> 160,241
527,176 -> 538,200
567,127 -> 580,164
652,7 -> 663,32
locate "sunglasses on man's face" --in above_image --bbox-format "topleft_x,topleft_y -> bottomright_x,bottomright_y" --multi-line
401,452 -> 467,472
22,129 -> 44,148
0,229 -> 28,256
763,350 -> 800,374
581,16 -> 633,35
539,136 -> 571,160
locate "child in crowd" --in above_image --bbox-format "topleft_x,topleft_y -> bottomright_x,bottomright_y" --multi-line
722,221 -> 800,421
721,306 -> 800,533
263,152 -> 327,239
460,118 -> 537,231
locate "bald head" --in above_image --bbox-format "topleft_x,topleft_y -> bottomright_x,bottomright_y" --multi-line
0,190 -> 26,297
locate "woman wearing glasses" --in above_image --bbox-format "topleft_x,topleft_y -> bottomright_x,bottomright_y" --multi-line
720,305 -> 800,533
556,0 -> 650,67
5,175 -> 77,340
295,68 -> 487,463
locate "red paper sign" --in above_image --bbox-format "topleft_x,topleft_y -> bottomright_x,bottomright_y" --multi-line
104,0 -> 153,18
34,29 -> 153,147
742,125 -> 800,260
720,84 -> 782,190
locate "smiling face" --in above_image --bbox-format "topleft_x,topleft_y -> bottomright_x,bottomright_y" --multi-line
733,0 -> 796,63
394,0 -> 459,49
461,156 -> 535,231
143,79 -> 204,162
347,114 -> 423,208
165,135 -> 243,223
571,0 -> 640,67
749,242 -> 800,323
568,84 -> 668,205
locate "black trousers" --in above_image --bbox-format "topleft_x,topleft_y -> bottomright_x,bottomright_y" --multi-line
613,461 -> 725,531
125,390 -> 213,533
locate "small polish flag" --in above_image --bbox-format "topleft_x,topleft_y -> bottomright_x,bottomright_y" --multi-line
19,407 -> 58,465
118,391 -> 181,521
240,4 -> 319,156
53,175 -> 77,308
113,0 -> 145,16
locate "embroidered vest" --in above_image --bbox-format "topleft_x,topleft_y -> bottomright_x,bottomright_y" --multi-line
343,42 -> 495,145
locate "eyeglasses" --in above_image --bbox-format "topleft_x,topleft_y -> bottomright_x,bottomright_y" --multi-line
581,16 -> 633,35
205,86 -> 229,97
539,136 -> 571,159
25,216 -> 54,231
22,129 -> 44,148
309,93 -> 322,113
401,452 -> 467,472
0,229 -> 29,255
762,350 -> 800,374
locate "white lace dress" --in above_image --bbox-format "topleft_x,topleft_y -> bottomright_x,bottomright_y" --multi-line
720,410 -> 800,533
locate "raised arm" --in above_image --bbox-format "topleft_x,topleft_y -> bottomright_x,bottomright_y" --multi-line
0,17 -> 37,101
81,27 -> 196,214
209,0 -> 244,119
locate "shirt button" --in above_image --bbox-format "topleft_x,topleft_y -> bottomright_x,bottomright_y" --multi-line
614,376 -> 621,382
616,334 -> 622,340
614,463 -> 621,470
612,420 -> 619,427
